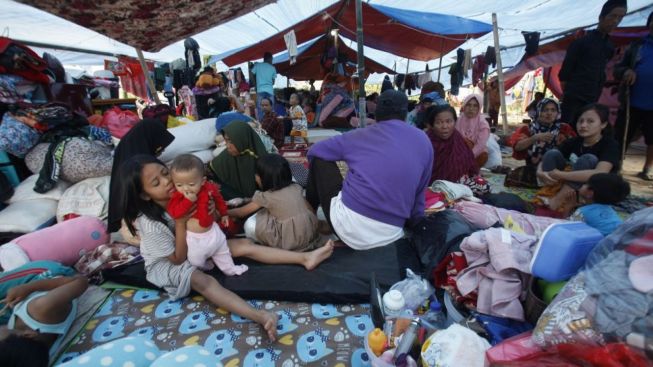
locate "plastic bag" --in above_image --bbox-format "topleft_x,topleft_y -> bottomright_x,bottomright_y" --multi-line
390,269 -> 434,311
103,106 -> 140,138
532,207 -> 653,348
492,343 -> 652,367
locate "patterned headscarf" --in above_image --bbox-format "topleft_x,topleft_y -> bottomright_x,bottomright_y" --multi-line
528,98 -> 562,165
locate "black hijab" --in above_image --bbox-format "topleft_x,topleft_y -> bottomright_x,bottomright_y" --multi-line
107,119 -> 174,232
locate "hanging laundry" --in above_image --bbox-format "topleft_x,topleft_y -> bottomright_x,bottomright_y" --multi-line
114,56 -> 154,100
463,49 -> 473,78
184,38 -> 201,71
522,31 -> 541,56
449,64 -> 460,96
284,30 -> 298,65
485,46 -> 497,68
418,65 -> 433,87
472,55 -> 487,86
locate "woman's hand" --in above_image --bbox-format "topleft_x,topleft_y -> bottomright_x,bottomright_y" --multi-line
4,284 -> 34,307
537,169 -> 558,186
221,216 -> 230,228
175,203 -> 197,227
534,132 -> 554,144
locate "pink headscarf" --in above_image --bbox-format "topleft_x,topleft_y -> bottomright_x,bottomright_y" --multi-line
456,93 -> 490,157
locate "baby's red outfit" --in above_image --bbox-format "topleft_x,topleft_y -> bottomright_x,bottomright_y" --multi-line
167,182 -> 247,275
167,182 -> 228,227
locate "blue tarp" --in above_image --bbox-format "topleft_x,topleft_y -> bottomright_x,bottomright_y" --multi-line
371,4 -> 493,35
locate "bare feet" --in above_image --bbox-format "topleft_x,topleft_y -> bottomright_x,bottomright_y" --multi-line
257,310 -> 278,341
548,185 -> 577,216
303,240 -> 334,270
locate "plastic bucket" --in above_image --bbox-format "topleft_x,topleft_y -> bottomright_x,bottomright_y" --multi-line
443,292 -> 465,326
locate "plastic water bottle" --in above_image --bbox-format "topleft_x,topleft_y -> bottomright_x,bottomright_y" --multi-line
421,300 -> 446,331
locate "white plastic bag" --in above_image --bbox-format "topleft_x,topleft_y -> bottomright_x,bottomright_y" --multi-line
390,269 -> 434,311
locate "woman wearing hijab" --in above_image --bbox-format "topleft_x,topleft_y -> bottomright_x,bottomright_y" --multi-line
209,121 -> 268,200
425,105 -> 479,183
107,119 -> 174,233
505,98 -> 576,188
511,98 -> 576,166
455,93 -> 490,168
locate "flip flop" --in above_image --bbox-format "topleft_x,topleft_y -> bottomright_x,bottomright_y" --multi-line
637,171 -> 653,181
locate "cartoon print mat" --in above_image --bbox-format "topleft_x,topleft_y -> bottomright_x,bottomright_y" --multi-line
59,289 -> 375,367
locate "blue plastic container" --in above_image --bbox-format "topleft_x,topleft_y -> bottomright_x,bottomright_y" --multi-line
530,222 -> 604,282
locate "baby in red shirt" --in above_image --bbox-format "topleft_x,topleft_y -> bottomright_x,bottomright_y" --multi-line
167,154 -> 247,275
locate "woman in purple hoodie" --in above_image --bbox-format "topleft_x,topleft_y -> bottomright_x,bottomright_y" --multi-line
306,90 -> 434,250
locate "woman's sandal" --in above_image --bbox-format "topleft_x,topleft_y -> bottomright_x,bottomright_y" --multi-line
637,171 -> 653,181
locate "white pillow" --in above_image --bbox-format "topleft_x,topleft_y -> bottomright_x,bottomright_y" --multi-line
56,176 -> 110,222
0,199 -> 57,233
159,119 -> 216,162
6,174 -> 70,204
189,149 -> 215,164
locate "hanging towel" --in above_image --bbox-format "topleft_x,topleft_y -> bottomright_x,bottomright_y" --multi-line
284,30 -> 298,65
463,49 -> 473,78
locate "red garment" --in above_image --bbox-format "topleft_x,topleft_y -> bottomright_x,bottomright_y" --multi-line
260,111 -> 284,149
428,129 -> 479,183
0,37 -> 50,84
432,252 -> 477,308
167,182 -> 228,228
509,123 -> 576,163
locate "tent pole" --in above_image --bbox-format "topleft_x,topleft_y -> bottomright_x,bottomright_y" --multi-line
355,0 -> 366,127
492,13 -> 508,134
437,38 -> 445,82
135,47 -> 161,104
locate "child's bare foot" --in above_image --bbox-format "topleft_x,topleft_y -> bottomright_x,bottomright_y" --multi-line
303,240 -> 334,270
257,310 -> 278,341
549,185 -> 575,212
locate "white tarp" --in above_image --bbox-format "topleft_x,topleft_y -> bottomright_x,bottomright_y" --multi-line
1,0 -> 652,86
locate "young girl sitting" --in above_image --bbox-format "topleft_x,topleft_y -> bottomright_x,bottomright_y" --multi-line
570,173 -> 630,236
119,155 -> 334,341
229,154 -> 328,251
0,275 -> 88,367
167,154 -> 247,275
289,93 -> 309,145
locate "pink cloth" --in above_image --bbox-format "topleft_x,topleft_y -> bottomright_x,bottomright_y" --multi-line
186,222 -> 247,276
455,94 -> 490,158
11,216 -> 108,266
456,228 -> 537,321
453,201 -> 565,237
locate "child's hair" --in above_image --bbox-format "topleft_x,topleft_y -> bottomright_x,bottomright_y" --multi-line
256,154 -> 293,192
290,93 -> 302,105
119,155 -> 169,236
170,154 -> 205,176
587,173 -> 630,204
576,103 -> 613,136
425,104 -> 458,128
0,334 -> 49,367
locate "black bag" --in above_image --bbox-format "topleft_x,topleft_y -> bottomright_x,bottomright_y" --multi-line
0,170 -> 13,203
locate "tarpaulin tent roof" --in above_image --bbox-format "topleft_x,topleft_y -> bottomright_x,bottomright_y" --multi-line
271,35 -> 394,80
221,0 -> 492,66
501,26 -> 649,98
15,0 -> 275,52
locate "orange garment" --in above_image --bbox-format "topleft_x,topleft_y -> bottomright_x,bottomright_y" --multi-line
196,73 -> 222,89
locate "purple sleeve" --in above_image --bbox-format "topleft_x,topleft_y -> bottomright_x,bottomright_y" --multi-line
410,144 -> 434,224
307,134 -> 346,162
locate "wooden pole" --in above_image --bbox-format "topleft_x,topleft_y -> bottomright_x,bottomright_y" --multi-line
355,0 -> 366,127
135,48 -> 161,104
437,38 -> 445,82
492,13 -> 508,133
